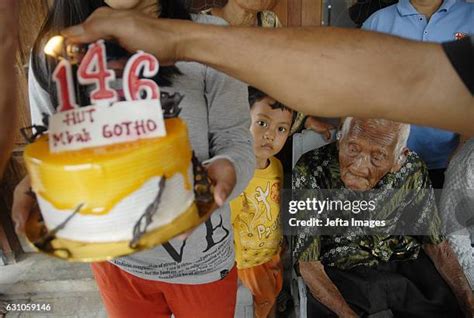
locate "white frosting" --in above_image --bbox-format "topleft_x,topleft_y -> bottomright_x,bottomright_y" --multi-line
37,165 -> 194,242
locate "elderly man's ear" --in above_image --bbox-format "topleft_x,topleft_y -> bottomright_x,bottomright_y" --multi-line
390,147 -> 409,173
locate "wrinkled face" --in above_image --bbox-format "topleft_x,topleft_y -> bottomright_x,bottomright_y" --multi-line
233,0 -> 278,11
250,97 -> 292,161
339,119 -> 401,191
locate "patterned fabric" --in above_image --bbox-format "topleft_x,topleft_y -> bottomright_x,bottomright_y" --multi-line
441,138 -> 474,287
292,143 -> 443,270
200,9 -> 282,28
257,10 -> 282,28
230,157 -> 283,269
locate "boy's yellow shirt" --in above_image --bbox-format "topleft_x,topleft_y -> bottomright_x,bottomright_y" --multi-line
230,156 -> 283,269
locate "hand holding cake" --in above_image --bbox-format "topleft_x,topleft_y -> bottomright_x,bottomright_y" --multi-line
15,35 -> 237,261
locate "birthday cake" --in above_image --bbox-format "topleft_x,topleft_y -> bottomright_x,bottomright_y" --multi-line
23,40 -> 211,261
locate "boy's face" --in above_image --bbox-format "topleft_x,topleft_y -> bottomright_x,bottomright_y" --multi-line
250,97 -> 292,161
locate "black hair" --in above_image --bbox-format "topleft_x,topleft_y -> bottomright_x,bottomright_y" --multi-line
248,86 -> 293,113
31,0 -> 191,108
248,86 -> 296,126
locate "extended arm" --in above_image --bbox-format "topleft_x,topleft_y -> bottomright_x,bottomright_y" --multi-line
424,241 -> 474,317
64,8 -> 473,135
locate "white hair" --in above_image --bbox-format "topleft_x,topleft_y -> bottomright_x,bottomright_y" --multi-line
339,117 -> 410,163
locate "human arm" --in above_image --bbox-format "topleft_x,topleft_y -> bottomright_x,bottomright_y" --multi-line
299,261 -> 358,318
205,65 -> 255,205
63,7 -> 474,136
0,0 -> 18,176
304,117 -> 336,141
12,58 -> 55,233
423,241 -> 474,318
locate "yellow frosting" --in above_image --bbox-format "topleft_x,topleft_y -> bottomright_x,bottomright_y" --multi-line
24,118 -> 192,215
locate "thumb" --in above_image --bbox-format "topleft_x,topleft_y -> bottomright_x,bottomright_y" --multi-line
205,159 -> 236,207
213,180 -> 232,207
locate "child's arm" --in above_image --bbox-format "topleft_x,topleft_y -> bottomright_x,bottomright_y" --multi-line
205,66 -> 255,203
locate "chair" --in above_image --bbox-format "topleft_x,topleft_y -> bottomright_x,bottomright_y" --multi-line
290,128 -> 336,318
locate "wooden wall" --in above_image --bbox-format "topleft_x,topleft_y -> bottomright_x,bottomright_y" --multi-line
279,0 -> 322,26
0,0 -> 49,264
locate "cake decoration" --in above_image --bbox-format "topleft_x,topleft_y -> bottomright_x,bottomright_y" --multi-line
23,37 -> 216,261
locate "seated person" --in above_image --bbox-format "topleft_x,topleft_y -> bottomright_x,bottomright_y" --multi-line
292,117 -> 474,317
200,0 -> 281,27
441,138 -> 474,289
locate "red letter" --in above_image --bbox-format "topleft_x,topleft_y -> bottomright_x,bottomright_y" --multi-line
123,51 -> 160,101
53,60 -> 79,112
78,40 -> 117,105
103,125 -> 112,138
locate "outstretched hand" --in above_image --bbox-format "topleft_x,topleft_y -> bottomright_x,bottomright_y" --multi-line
175,158 -> 236,240
205,158 -> 236,207
62,6 -> 190,65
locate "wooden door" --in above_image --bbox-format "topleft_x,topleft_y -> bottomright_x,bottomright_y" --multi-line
279,0 -> 322,26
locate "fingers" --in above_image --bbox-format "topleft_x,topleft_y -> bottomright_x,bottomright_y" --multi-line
62,7 -> 120,44
213,181 -> 233,207
12,176 -> 35,235
205,159 -> 237,207
175,227 -> 196,241
304,117 -> 336,141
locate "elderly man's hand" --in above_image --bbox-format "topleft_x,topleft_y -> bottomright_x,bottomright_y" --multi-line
62,7 -> 191,65
299,261 -> 359,318
462,292 -> 474,318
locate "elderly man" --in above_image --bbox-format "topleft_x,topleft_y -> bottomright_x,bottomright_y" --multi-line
292,118 -> 473,317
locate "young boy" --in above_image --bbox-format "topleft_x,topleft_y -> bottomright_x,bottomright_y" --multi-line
230,86 -> 294,318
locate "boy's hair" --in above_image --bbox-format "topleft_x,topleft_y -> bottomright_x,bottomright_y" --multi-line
248,86 -> 295,124
248,86 -> 292,112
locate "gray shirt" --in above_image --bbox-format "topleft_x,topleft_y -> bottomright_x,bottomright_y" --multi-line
28,14 -> 255,284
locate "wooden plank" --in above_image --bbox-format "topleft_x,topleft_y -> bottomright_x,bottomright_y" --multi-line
302,0 -> 322,26
273,0 -> 288,26
15,0 -> 49,145
0,0 -> 49,263
288,0 -> 302,26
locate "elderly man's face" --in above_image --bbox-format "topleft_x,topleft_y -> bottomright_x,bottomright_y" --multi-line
339,119 -> 401,191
